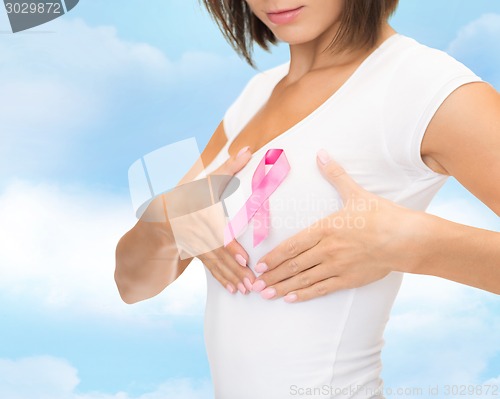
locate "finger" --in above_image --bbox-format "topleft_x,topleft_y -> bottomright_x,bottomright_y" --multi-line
316,148 -> 365,204
215,246 -> 256,292
255,241 -> 326,289
200,248 -> 253,295
283,276 -> 348,303
256,221 -> 324,273
224,239 -> 249,267
221,244 -> 256,292
258,262 -> 333,300
202,258 -> 237,295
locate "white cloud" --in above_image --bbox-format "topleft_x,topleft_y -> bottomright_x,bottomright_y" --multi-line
482,375 -> 500,398
383,273 -> 500,387
0,179 -> 208,320
447,13 -> 500,88
0,356 -> 79,399
0,17 -> 165,177
0,356 -> 212,399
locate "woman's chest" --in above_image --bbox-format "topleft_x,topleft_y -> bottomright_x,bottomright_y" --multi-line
226,65 -> 362,158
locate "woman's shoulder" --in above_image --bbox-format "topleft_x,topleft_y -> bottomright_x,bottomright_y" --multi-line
390,34 -> 481,82
382,34 -> 484,174
383,34 -> 484,120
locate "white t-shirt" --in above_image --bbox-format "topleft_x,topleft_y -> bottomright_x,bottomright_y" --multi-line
197,33 -> 483,398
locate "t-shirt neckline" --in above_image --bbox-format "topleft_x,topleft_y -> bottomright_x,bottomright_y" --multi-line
227,32 -> 403,158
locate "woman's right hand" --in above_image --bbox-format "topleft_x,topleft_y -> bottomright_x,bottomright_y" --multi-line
165,146 -> 255,295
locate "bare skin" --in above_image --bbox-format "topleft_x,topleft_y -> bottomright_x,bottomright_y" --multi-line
115,0 -> 500,303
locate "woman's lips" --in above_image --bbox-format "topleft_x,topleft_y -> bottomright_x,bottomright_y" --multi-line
266,6 -> 304,25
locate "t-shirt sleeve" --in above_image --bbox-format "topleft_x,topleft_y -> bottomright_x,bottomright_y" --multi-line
383,45 -> 483,176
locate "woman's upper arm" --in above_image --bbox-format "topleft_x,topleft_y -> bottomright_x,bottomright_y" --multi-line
422,81 -> 500,215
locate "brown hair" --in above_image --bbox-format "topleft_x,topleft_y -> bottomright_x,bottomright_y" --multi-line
198,0 -> 399,69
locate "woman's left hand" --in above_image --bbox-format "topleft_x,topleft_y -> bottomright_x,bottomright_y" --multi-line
251,148 -> 427,303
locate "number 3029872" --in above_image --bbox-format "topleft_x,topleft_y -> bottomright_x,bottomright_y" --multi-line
5,2 -> 62,14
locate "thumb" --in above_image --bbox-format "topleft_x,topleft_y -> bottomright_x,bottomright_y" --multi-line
316,148 -> 364,204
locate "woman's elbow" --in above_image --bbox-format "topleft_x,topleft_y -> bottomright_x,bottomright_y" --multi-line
114,252 -> 167,304
114,258 -> 140,304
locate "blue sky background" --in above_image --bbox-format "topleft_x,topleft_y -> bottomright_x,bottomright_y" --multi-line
0,1 -> 499,398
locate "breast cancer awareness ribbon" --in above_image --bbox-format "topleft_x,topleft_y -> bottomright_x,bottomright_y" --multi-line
224,148 -> 290,247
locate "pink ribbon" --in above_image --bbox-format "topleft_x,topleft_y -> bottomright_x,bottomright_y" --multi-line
224,148 -> 290,247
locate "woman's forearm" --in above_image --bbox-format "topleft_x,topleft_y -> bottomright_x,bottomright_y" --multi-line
115,205 -> 193,304
401,212 -> 500,294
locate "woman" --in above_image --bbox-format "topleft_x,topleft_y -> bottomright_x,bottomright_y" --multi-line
115,1 -> 500,398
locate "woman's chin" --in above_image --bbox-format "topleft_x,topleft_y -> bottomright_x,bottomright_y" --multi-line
272,30 -> 316,46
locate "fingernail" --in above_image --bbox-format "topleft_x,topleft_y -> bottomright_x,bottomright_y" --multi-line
226,284 -> 235,294
243,277 -> 253,291
252,279 -> 266,292
261,287 -> 276,300
237,282 -> 247,294
237,145 -> 250,158
284,293 -> 298,303
255,262 -> 268,273
317,148 -> 330,165
235,253 -> 247,267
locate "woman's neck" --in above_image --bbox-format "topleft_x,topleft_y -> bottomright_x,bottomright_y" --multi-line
285,22 -> 397,83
